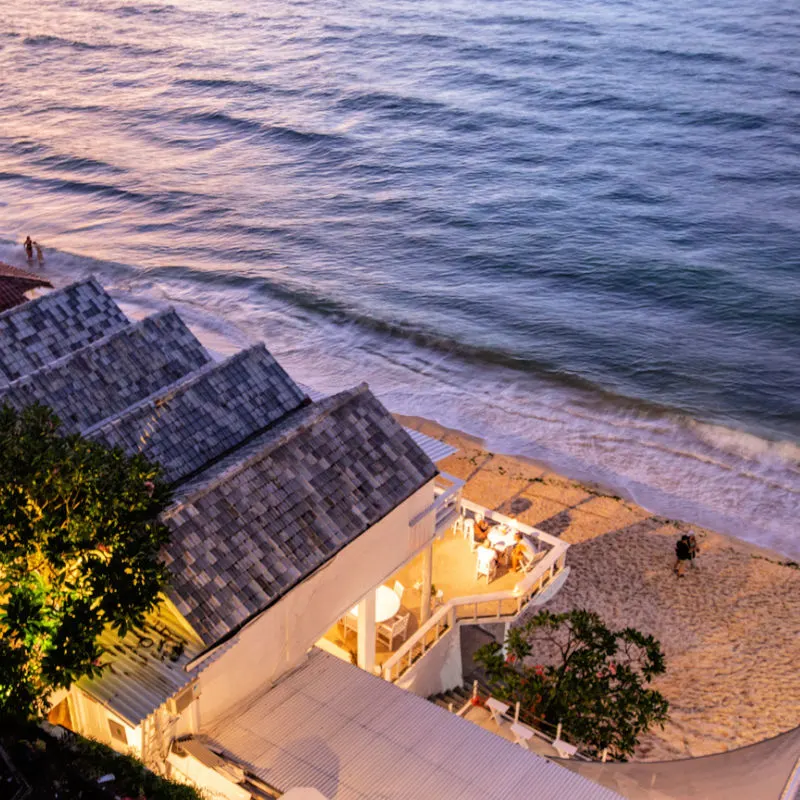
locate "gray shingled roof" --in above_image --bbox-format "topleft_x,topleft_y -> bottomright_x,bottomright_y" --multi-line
0,278 -> 129,386
86,344 -> 307,484
0,310 -> 210,433
162,384 -> 439,644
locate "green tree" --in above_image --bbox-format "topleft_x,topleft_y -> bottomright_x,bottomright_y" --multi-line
0,404 -> 171,720
475,609 -> 669,760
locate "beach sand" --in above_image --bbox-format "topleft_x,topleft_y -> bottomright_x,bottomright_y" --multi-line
397,414 -> 800,762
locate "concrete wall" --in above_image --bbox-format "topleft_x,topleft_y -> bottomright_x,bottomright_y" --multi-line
394,625 -> 463,699
167,750 -> 251,800
196,479 -> 436,726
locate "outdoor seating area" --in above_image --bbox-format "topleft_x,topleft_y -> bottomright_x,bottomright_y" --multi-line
318,505 -> 560,673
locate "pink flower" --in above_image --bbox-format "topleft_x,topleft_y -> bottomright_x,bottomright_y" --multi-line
608,662 -> 617,676
534,665 -> 544,676
144,480 -> 155,497
505,654 -> 517,665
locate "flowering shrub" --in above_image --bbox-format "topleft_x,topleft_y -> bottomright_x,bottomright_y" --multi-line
475,609 -> 669,760
0,404 -> 171,720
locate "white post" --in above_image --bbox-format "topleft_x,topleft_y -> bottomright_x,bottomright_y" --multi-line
601,748 -> 609,763
556,722 -> 562,741
420,542 -> 433,624
514,702 -> 520,723
357,590 -> 377,674
472,680 -> 479,701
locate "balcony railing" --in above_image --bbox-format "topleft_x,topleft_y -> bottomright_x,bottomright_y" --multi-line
382,513 -> 569,683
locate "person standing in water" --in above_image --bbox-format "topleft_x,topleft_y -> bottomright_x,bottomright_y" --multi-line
24,235 -> 33,262
34,241 -> 44,266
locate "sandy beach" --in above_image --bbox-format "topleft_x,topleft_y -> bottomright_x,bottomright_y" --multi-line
398,414 -> 800,762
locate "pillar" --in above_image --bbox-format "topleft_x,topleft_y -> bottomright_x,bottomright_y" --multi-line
420,542 -> 433,624
357,590 -> 376,673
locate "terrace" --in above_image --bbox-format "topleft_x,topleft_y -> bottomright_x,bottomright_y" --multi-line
316,486 -> 570,684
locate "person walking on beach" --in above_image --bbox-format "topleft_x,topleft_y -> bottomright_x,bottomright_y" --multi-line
687,531 -> 699,568
33,241 -> 44,266
674,534 -> 691,577
24,235 -> 33,262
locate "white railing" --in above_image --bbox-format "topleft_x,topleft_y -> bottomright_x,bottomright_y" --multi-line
411,473 -> 463,527
383,523 -> 569,683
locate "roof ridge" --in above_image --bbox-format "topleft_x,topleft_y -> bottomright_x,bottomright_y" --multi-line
165,382 -> 369,513
2,307 -> 186,388
0,275 -> 103,321
82,343 -> 269,439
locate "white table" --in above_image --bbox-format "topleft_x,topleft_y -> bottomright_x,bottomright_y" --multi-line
350,585 -> 401,624
488,526 -> 517,552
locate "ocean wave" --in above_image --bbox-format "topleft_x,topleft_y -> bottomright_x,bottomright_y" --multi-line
22,33 -> 112,51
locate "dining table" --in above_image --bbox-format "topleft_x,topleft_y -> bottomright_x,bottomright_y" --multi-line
349,585 -> 401,624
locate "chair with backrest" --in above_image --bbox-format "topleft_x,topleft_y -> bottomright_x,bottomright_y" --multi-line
453,515 -> 465,538
393,580 -> 405,603
340,610 -> 358,638
377,612 -> 411,649
463,517 -> 475,547
476,546 -> 497,583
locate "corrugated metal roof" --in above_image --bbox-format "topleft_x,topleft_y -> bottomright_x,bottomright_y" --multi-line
298,383 -> 457,464
201,649 -> 623,800
77,603 -> 204,727
404,427 -> 457,463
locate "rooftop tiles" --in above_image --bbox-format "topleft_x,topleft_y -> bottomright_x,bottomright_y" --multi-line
0,309 -> 210,433
162,384 -> 438,643
0,278 -> 129,385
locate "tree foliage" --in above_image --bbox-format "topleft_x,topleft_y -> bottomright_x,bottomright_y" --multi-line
0,404 -> 172,720
475,609 -> 669,759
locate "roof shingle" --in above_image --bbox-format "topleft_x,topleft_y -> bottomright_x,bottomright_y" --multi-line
0,309 -> 210,433
86,344 -> 307,484
0,277 -> 128,385
162,384 -> 438,643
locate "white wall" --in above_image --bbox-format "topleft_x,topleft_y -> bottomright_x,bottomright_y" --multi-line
70,688 -> 143,754
167,750 -> 251,800
394,625 -> 463,698
195,479 -> 436,726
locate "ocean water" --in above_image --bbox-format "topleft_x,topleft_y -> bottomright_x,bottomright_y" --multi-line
1,0 -> 798,555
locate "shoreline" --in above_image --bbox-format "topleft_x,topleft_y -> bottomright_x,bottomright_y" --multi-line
398,413 -> 800,761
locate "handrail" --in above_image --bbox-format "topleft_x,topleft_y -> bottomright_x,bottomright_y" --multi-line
383,537 -> 568,682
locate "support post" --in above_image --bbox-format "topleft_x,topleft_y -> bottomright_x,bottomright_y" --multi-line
556,722 -> 562,741
357,590 -> 376,674
420,542 -> 433,624
514,702 -> 520,724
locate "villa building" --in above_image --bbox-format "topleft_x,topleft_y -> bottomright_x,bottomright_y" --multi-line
0,279 -> 614,800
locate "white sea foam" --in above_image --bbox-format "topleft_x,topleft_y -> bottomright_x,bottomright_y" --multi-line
3,240 -> 798,558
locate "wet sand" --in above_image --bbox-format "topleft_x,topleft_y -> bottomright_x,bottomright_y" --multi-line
398,414 -> 800,761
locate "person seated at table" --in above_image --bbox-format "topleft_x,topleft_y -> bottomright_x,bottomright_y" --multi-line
474,512 -> 491,543
511,531 -> 537,572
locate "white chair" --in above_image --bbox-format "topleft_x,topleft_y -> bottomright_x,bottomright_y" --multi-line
393,580 -> 405,603
452,515 -> 465,537
463,517 -> 475,546
511,722 -> 535,750
486,697 -> 509,728
476,547 -> 497,584
553,739 -> 578,759
431,588 -> 445,610
377,612 -> 410,649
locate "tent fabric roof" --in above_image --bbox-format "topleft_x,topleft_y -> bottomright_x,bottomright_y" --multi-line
161,383 -> 438,644
86,343 -> 307,484
0,309 -> 210,433
0,277 -> 128,386
199,648 -> 622,800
